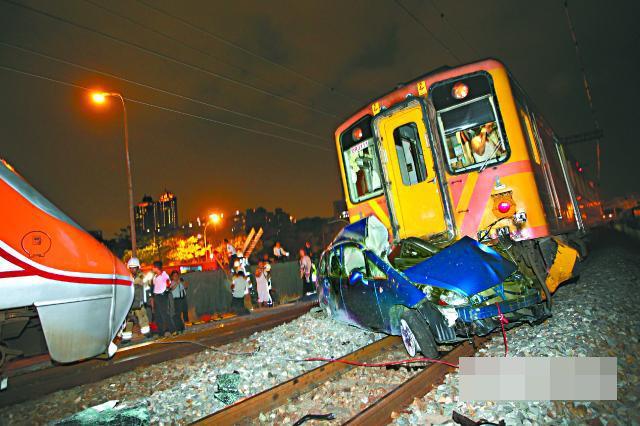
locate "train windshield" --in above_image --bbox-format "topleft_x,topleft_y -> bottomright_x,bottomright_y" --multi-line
342,138 -> 384,203
432,74 -> 509,174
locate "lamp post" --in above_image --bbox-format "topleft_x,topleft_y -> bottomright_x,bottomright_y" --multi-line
203,213 -> 222,258
91,91 -> 137,257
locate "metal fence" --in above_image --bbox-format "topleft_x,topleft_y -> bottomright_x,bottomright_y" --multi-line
182,261 -> 303,317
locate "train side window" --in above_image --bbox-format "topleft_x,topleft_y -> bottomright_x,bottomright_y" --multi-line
392,123 -> 427,186
517,107 -> 541,165
341,139 -> 385,203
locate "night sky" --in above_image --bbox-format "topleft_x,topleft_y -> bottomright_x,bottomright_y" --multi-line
1,0 -> 639,236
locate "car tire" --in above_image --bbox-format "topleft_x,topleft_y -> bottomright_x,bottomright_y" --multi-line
400,310 -> 439,358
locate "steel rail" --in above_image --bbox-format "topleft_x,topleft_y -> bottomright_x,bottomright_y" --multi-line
345,336 -> 490,425
192,336 -> 403,426
192,335 -> 489,425
0,301 -> 316,408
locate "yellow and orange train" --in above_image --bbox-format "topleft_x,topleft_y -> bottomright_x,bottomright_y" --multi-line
334,59 -> 601,296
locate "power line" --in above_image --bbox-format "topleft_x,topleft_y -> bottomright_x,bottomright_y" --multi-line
393,0 -> 462,63
427,0 -> 479,57
563,0 -> 601,179
82,0 -> 334,119
0,40 -> 326,141
135,0 -> 362,105
0,63 -> 332,152
1,0 -> 337,118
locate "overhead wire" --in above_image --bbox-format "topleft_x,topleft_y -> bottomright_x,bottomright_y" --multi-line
392,0 -> 462,63
427,0 -> 480,58
0,0 -> 337,118
0,40 -> 326,141
82,0 -> 336,125
135,0 -> 362,106
563,0 -> 601,180
0,63 -> 333,152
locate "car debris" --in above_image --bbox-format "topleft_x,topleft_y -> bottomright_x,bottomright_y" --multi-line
317,216 -> 550,357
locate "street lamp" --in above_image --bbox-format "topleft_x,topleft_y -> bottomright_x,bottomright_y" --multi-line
203,213 -> 222,258
91,91 -> 137,257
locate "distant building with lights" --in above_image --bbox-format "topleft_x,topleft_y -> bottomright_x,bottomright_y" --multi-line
134,191 -> 179,235
231,210 -> 246,236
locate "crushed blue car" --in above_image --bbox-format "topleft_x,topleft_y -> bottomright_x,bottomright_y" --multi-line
317,216 -> 550,357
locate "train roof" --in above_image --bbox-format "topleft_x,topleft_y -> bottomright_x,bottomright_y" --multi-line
335,58 -> 507,138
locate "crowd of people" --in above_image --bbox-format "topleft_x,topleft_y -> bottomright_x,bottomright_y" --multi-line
121,240 -> 318,340
123,258 -> 190,340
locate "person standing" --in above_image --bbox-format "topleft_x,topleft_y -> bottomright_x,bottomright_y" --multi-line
303,241 -> 313,258
123,257 -> 150,341
170,270 -> 188,333
225,238 -> 237,269
299,248 -> 314,298
230,271 -> 250,316
152,260 -> 176,336
255,261 -> 272,308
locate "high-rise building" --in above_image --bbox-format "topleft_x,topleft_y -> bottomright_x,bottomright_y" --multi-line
134,191 -> 178,235
135,195 -> 156,233
157,191 -> 178,231
231,210 -> 246,235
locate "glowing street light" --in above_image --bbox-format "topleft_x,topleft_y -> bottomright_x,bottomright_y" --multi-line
203,212 -> 223,256
90,91 -> 137,257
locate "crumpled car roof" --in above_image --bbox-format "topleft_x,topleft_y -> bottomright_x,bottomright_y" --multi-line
402,236 -> 516,296
332,216 -> 390,258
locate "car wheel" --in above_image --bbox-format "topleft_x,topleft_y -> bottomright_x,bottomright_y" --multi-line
400,310 -> 439,358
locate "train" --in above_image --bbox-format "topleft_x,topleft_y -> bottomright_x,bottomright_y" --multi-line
0,158 -> 133,371
334,58 -> 602,299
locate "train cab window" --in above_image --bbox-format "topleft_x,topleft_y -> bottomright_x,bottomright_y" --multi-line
431,74 -> 509,174
392,123 -> 427,186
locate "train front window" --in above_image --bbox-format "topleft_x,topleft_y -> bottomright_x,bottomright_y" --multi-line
431,73 -> 509,174
437,96 -> 508,173
342,138 -> 384,203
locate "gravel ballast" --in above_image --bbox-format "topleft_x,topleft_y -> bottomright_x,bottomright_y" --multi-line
1,310 -> 383,425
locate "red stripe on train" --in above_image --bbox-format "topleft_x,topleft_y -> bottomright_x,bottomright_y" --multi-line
460,161 -> 533,237
0,247 -> 132,286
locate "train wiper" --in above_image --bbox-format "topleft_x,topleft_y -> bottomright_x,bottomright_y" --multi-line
478,141 -> 503,173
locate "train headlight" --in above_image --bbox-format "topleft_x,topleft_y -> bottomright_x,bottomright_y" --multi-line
451,82 -> 469,100
497,201 -> 511,214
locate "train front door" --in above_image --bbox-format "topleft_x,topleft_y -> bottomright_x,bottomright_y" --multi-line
374,99 -> 450,241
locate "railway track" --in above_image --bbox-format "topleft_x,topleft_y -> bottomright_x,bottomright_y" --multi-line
193,335 -> 489,425
0,301 -> 316,408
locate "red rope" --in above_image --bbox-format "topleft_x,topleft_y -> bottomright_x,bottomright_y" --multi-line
496,302 -> 509,356
303,356 -> 460,369
304,306 -> 511,368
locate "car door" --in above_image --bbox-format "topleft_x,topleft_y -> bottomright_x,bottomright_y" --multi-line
340,244 -> 384,330
325,245 -> 346,313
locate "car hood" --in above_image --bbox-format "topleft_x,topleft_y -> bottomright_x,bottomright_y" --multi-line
403,237 -> 516,296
